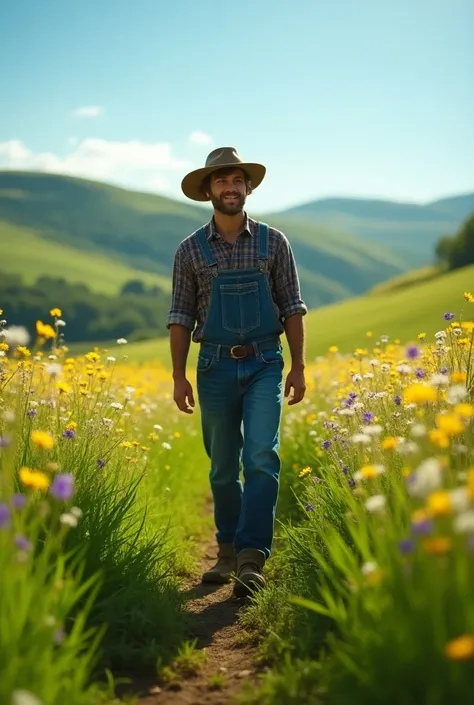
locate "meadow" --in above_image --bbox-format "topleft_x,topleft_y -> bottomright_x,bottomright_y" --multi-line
1,285 -> 474,704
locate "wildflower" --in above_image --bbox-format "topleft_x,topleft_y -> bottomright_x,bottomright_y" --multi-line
381,436 -> 397,450
119,441 -> 133,448
299,466 -> 312,478
0,434 -> 11,447
44,362 -> 62,376
50,308 -> 62,317
435,413 -> 464,437
443,312 -> 455,321
50,473 -> 75,501
19,467 -> 50,491
57,381 -> 71,394
10,690 -> 43,705
417,332 -> 426,340
422,537 -> 452,555
31,430 -> 55,450
411,509 -> 433,535
97,458 -> 106,469
405,345 -> 420,359
328,345 -> 338,353
427,490 -> 452,516
463,292 -> 474,303
354,464 -> 384,481
0,502 -> 11,528
362,424 -> 383,436
454,510 -> 474,533
447,385 -> 468,405
36,321 -> 56,339
415,367 -> 426,379
428,429 -> 450,448
117,338 -> 128,344
363,411 -> 374,424
321,440 -> 332,450
59,512 -> 79,528
430,373 -> 450,386
365,494 -> 386,513
445,634 -> 474,660
12,493 -> 27,510
407,458 -> 443,498
399,538 -> 414,554
14,535 -> 31,552
305,503 -> 315,512
352,433 -> 371,444
455,403 -> 474,418
403,384 -> 437,404
162,442 -> 172,450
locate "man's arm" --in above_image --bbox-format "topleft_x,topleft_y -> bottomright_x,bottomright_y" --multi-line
272,233 -> 308,404
166,248 -> 197,412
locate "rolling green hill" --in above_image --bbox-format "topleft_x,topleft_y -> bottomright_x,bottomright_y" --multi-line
89,263 -> 474,366
277,193 -> 474,261
0,171 -> 409,309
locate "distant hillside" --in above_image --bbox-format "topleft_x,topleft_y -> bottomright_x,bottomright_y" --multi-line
0,171 -> 409,309
94,263 -> 474,365
277,193 -> 474,261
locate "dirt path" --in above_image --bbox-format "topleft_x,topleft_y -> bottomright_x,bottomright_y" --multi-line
124,538 -> 263,705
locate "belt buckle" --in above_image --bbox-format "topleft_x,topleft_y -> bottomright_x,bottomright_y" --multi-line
230,345 -> 246,359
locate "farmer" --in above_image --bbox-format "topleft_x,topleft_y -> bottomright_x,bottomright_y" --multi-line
167,147 -> 307,598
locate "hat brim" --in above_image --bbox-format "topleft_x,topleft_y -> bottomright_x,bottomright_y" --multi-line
181,162 -> 266,202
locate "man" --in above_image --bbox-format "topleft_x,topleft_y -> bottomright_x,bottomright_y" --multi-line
167,147 -> 307,598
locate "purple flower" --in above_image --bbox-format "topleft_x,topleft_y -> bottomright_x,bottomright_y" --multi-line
322,440 -> 332,450
97,458 -> 106,469
406,345 -> 420,360
62,429 -> 76,440
0,502 -> 11,528
415,368 -> 426,379
440,367 -> 449,375
399,538 -> 414,554
348,479 -> 356,489
363,411 -> 374,423
14,535 -> 31,552
11,493 -> 27,510
305,503 -> 315,512
443,312 -> 455,321
0,435 -> 11,448
393,395 -> 402,406
342,466 -> 349,475
27,409 -> 37,419
349,392 -> 358,400
50,473 -> 75,501
412,518 -> 433,535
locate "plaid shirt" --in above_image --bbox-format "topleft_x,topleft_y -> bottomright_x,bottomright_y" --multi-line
166,213 -> 307,342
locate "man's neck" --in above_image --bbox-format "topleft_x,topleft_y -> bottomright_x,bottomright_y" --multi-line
213,210 -> 246,244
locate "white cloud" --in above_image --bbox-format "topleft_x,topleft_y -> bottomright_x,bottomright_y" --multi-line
72,105 -> 104,118
0,138 -> 192,195
189,131 -> 213,146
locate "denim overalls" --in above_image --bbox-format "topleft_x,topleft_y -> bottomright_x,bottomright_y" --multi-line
195,223 -> 285,559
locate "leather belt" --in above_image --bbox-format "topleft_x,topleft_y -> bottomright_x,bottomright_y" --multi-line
200,337 -> 280,359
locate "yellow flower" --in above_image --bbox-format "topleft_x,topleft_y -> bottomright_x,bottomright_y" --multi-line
57,381 -> 72,394
328,345 -> 338,353
454,403 -> 474,418
98,371 -> 110,381
417,333 -> 426,340
17,346 -> 31,357
381,436 -> 397,451
31,430 -> 55,450
299,466 -> 312,478
435,413 -> 464,437
0,308 -> 3,315
0,342 -> 9,351
50,308 -> 62,317
422,537 -> 452,555
173,431 -> 181,438
85,351 -> 100,362
36,321 -> 56,339
357,464 -> 383,480
404,383 -> 437,404
120,441 -> 133,448
65,421 -> 77,431
429,429 -> 450,448
366,331 -> 373,338
426,490 -> 452,517
451,371 -> 467,384
444,635 -> 474,660
19,466 -> 50,490
463,292 -> 474,303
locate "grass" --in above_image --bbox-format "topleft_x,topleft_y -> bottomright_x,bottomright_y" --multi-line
0,221 -> 171,294
236,292 -> 474,705
84,263 -> 474,365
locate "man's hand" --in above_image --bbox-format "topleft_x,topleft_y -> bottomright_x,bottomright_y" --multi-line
173,375 -> 195,414
284,366 -> 306,406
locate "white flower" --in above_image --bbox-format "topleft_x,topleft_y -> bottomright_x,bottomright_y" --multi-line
70,506 -> 83,520
2,325 -> 30,347
60,512 -> 79,528
363,372 -> 374,379
162,442 -> 172,450
449,487 -> 470,513
10,691 -> 43,705
397,440 -> 418,455
410,423 -> 426,438
454,510 -> 474,533
44,363 -> 62,377
365,494 -> 386,513
125,386 -> 136,395
452,327 -> 462,336
107,356 -> 116,362
352,374 -> 362,383
339,408 -> 355,416
54,319 -> 66,327
397,364 -> 412,375
447,385 -> 468,405
0,351 -> 5,358
110,402 -> 123,410
380,335 -> 389,344
153,424 -> 163,431
2,409 -> 15,423
353,402 -> 364,410
407,458 -> 443,498
381,363 -> 391,372
375,391 -> 388,398
352,433 -> 371,444
370,359 -> 380,367
117,338 -> 128,344
361,560 -> 378,575
435,330 -> 447,340
430,373 -> 449,386
362,424 -> 383,436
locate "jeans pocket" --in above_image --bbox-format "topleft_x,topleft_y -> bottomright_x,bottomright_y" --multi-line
197,352 -> 216,373
220,282 -> 260,334
260,348 -> 284,365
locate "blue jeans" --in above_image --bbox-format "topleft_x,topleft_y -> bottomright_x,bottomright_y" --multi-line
196,346 -> 284,559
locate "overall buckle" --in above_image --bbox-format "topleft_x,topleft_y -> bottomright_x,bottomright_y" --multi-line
230,345 -> 247,359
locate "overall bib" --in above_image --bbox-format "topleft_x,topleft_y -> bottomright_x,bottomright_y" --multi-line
195,223 -> 285,559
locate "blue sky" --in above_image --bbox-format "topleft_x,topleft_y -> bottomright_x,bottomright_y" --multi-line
0,0 -> 472,212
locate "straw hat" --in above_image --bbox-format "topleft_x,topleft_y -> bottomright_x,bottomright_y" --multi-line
181,146 -> 266,202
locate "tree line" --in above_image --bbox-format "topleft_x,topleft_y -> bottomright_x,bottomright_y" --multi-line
435,213 -> 474,270
0,273 -> 171,344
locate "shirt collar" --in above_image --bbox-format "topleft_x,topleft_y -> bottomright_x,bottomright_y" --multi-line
207,212 -> 254,240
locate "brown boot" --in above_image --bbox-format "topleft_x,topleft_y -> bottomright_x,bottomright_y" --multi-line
233,549 -> 266,598
201,543 -> 236,584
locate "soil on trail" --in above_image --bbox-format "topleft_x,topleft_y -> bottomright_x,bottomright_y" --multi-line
128,539 -> 264,705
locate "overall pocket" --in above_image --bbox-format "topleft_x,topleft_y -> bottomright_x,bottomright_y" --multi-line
260,347 -> 284,365
220,282 -> 260,334
197,352 -> 216,373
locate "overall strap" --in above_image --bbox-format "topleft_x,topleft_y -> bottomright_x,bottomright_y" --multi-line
195,227 -> 218,275
257,222 -> 269,271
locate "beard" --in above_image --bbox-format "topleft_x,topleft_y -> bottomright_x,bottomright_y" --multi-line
211,191 -> 247,215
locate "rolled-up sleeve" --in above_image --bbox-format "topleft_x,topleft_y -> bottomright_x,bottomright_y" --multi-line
166,246 -> 197,331
272,233 -> 308,321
